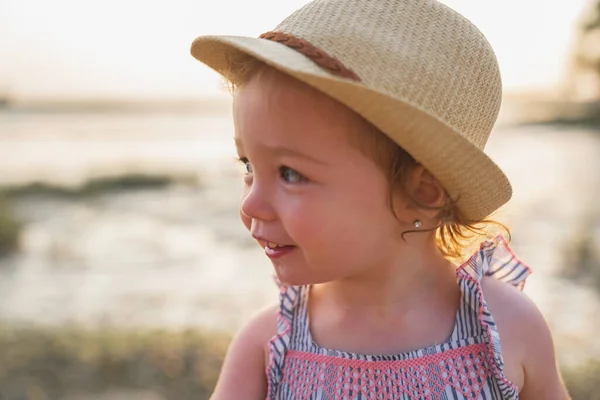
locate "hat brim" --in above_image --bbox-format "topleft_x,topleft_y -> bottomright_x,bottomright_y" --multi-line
190,35 -> 512,221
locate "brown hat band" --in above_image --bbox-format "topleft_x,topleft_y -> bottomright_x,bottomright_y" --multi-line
259,31 -> 361,82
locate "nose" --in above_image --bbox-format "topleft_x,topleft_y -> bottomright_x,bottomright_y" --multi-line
240,181 -> 276,224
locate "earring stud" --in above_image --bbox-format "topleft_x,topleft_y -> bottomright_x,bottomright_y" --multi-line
413,220 -> 422,229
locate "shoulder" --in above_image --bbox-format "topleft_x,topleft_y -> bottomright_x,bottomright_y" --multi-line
481,277 -> 570,399
480,276 -> 540,336
240,303 -> 279,347
480,276 -> 544,360
210,304 -> 279,400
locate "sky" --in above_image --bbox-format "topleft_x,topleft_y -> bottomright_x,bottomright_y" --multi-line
0,0 -> 593,100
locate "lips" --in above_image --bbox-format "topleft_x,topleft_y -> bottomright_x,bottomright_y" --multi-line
264,243 -> 295,259
253,236 -> 296,259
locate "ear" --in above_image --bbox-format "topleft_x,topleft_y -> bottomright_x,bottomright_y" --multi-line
403,164 -> 447,217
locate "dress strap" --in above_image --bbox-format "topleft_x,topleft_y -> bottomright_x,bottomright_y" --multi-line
454,235 -> 531,398
458,235 -> 532,289
266,279 -> 306,399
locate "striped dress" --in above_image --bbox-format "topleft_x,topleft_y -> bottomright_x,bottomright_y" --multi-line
266,236 -> 531,400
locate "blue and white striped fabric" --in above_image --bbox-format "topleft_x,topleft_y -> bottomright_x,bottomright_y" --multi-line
266,236 -> 532,399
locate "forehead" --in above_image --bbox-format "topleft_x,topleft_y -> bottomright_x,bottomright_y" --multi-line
232,68 -> 369,154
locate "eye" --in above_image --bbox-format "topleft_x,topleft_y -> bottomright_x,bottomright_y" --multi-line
237,157 -> 253,174
280,166 -> 306,184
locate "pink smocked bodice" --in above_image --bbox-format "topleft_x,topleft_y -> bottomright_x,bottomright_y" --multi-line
266,236 -> 531,400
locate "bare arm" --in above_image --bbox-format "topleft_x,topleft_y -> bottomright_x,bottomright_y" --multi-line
210,305 -> 278,400
517,300 -> 570,399
482,278 -> 570,399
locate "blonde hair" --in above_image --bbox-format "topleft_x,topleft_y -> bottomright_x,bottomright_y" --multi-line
354,122 -> 510,263
225,58 -> 509,263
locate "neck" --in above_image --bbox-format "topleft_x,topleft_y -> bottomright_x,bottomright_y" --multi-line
313,235 -> 457,315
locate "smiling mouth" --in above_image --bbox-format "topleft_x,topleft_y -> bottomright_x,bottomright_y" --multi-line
266,242 -> 287,249
255,238 -> 289,249
255,239 -> 296,258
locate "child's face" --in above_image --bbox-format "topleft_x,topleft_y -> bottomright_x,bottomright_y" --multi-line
233,68 -> 411,286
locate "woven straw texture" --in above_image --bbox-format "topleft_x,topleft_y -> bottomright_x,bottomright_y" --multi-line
190,0 -> 512,220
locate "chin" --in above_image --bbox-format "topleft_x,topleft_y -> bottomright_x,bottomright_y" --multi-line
273,264 -> 336,287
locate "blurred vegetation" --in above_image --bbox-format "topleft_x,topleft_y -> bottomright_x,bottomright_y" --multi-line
0,192 -> 22,256
2,174 -> 195,199
578,0 -> 600,76
561,227 -> 600,292
582,1 -> 600,32
0,326 -> 597,399
527,103 -> 600,128
537,0 -> 600,127
0,326 -> 230,400
0,173 -> 201,258
562,359 -> 600,400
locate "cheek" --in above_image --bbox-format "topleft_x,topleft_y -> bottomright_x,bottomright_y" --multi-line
320,186 -> 395,245
275,195 -> 323,240
281,191 -> 380,245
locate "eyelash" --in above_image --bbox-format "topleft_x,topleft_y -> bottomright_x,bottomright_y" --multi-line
237,157 -> 252,173
236,157 -> 307,184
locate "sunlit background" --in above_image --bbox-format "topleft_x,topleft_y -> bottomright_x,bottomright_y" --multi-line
1,0 -> 599,399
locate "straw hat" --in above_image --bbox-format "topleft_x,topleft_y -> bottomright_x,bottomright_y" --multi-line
190,0 -> 512,221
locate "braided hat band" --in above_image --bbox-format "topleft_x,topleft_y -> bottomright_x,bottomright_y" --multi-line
191,0 -> 512,220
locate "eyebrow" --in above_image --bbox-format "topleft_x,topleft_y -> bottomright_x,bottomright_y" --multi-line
234,137 -> 328,166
